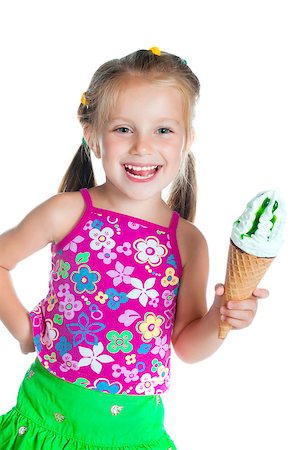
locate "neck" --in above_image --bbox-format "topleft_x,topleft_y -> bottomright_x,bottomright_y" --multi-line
95,182 -> 168,218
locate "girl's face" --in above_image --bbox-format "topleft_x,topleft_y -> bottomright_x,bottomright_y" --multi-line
97,77 -> 188,202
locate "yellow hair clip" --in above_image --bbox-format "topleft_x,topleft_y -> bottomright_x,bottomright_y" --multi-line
149,47 -> 161,56
81,93 -> 88,107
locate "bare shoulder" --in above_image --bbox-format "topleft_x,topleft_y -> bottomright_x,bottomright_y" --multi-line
45,191 -> 86,244
0,191 -> 85,269
176,217 -> 208,268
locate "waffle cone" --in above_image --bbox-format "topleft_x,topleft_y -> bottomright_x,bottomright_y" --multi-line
218,240 -> 274,339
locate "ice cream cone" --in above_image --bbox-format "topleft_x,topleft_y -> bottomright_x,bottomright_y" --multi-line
218,240 -> 274,339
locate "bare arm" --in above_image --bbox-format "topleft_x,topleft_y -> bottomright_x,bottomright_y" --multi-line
0,191 -> 84,353
172,223 -> 224,363
172,223 -> 266,363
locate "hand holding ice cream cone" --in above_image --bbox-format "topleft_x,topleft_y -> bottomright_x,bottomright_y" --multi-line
218,190 -> 285,339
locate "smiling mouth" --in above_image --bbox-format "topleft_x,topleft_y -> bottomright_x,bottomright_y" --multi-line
123,164 -> 161,179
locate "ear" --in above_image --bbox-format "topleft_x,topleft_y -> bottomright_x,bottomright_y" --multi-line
83,126 -> 101,159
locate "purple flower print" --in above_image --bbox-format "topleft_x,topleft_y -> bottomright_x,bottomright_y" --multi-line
162,289 -> 175,307
112,364 -> 124,378
63,235 -> 84,253
148,297 -> 160,308
60,353 -> 79,372
97,248 -> 117,265
122,367 -> 139,383
83,220 -> 93,231
118,309 -> 141,327
151,335 -> 169,359
116,241 -> 132,256
57,283 -> 71,298
107,262 -> 134,287
58,294 -> 83,320
128,222 -> 140,230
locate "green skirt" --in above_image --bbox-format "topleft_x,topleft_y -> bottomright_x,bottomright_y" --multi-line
0,358 -> 176,449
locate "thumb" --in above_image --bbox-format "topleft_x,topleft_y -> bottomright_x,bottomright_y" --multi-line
213,283 -> 225,308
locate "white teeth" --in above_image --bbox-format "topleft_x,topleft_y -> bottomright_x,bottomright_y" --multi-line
124,164 -> 158,171
128,172 -> 155,179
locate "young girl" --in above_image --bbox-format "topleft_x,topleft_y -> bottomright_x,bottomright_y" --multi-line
0,47 -> 268,449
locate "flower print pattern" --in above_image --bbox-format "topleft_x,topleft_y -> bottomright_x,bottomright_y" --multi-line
63,235 -> 84,253
89,227 -> 116,250
107,262 -> 134,287
47,294 -> 58,312
151,335 -> 169,359
57,260 -> 70,279
94,291 -> 108,304
161,267 -> 179,287
60,353 -> 79,372
57,283 -> 71,298
29,193 -> 181,395
135,373 -> 158,395
106,288 -> 129,310
133,236 -> 168,267
127,277 -> 158,307
58,294 -> 83,320
41,319 -> 59,350
116,241 -> 132,256
122,367 -> 139,383
136,313 -> 164,343
162,289 -> 175,307
66,312 -> 105,346
55,336 -> 72,356
94,378 -> 122,394
70,264 -> 100,294
97,248 -> 117,265
78,343 -> 114,374
106,330 -> 133,353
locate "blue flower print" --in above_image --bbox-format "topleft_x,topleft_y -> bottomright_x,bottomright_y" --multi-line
66,312 -> 105,347
34,334 -> 42,353
70,264 -> 100,294
55,336 -> 72,357
95,380 -> 122,394
106,288 -> 129,310
92,220 -> 104,230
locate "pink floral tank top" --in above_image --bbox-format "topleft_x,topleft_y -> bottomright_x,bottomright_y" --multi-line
30,188 -> 182,396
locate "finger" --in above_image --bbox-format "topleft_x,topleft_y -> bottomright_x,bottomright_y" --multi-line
252,288 -> 269,298
226,299 -> 258,312
220,316 -> 248,329
214,283 -> 225,296
220,308 -> 255,322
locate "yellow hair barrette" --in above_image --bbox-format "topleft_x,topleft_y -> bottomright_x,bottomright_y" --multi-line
81,93 -> 88,107
149,46 -> 161,56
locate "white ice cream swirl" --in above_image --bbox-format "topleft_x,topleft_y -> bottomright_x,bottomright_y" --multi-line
231,190 -> 285,257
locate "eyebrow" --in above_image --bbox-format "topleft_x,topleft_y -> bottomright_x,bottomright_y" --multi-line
109,117 -> 182,125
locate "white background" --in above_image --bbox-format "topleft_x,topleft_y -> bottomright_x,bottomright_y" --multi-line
0,1 -> 297,449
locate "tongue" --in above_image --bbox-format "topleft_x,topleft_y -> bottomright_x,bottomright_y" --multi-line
128,168 -> 155,176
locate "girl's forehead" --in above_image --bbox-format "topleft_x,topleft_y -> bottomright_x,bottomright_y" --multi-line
111,78 -> 184,114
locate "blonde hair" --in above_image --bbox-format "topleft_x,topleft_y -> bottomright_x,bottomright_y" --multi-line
59,49 -> 200,222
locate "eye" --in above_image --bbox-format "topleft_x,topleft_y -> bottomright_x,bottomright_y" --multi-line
115,127 -> 132,134
157,127 -> 172,134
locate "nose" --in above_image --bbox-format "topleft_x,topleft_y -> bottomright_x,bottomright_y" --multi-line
129,133 -> 153,156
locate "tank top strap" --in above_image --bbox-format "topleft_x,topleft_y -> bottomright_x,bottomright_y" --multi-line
169,210 -> 180,231
80,188 -> 93,210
